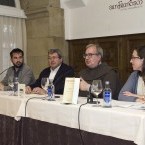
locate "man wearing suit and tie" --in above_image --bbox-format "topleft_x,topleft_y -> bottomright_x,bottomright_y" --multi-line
26,48 -> 74,95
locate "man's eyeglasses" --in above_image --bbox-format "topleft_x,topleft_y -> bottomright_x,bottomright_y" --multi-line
48,56 -> 59,60
131,56 -> 140,60
83,53 -> 99,59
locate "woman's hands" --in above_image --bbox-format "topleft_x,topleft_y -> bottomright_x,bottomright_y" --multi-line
123,91 -> 145,102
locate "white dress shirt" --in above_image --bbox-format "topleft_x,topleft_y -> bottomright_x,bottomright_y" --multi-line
49,65 -> 61,81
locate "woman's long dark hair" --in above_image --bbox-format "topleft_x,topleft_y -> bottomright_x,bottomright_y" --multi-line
135,45 -> 145,83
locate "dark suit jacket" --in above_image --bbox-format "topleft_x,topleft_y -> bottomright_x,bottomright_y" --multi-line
30,63 -> 74,94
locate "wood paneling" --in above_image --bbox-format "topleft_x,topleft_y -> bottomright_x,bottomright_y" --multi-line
68,33 -> 145,85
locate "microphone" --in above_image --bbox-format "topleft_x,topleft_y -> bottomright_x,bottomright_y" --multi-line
0,68 -> 9,75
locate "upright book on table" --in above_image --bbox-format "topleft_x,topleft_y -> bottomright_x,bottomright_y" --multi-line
62,77 -> 80,104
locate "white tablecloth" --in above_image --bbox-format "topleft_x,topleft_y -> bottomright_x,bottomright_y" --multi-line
0,91 -> 145,145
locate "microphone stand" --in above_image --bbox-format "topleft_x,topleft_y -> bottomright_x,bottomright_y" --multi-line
87,85 -> 100,104
87,85 -> 94,104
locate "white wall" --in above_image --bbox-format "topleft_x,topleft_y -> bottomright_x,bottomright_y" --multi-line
60,0 -> 145,40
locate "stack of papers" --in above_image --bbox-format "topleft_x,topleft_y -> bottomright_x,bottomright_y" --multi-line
116,103 -> 145,110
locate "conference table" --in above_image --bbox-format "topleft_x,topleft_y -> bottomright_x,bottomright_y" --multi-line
0,91 -> 145,145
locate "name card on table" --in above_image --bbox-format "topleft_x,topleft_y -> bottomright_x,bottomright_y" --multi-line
62,78 -> 80,104
18,84 -> 25,97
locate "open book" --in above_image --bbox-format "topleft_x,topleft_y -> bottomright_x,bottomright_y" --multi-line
62,78 -> 80,104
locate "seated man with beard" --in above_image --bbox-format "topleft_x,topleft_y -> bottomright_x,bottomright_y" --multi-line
0,48 -> 35,91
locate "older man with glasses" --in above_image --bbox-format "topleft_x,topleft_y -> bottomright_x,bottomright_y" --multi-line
79,43 -> 120,100
26,48 -> 74,95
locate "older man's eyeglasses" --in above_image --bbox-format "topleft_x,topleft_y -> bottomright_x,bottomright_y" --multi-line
83,53 -> 99,59
131,56 -> 140,60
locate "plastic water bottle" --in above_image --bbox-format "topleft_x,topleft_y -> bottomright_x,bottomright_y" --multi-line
13,77 -> 19,96
103,81 -> 112,107
47,80 -> 55,101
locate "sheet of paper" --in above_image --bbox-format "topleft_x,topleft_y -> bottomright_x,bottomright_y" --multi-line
116,103 -> 145,110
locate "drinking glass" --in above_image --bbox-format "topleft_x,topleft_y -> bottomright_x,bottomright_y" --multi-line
91,80 -> 103,106
8,77 -> 14,95
41,77 -> 49,95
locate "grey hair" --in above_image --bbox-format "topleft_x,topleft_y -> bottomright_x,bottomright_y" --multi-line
86,44 -> 103,58
48,48 -> 63,58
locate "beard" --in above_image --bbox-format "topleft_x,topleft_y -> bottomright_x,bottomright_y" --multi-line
13,62 -> 23,68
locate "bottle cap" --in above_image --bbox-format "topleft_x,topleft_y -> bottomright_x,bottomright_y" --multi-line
14,77 -> 19,82
105,81 -> 109,85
